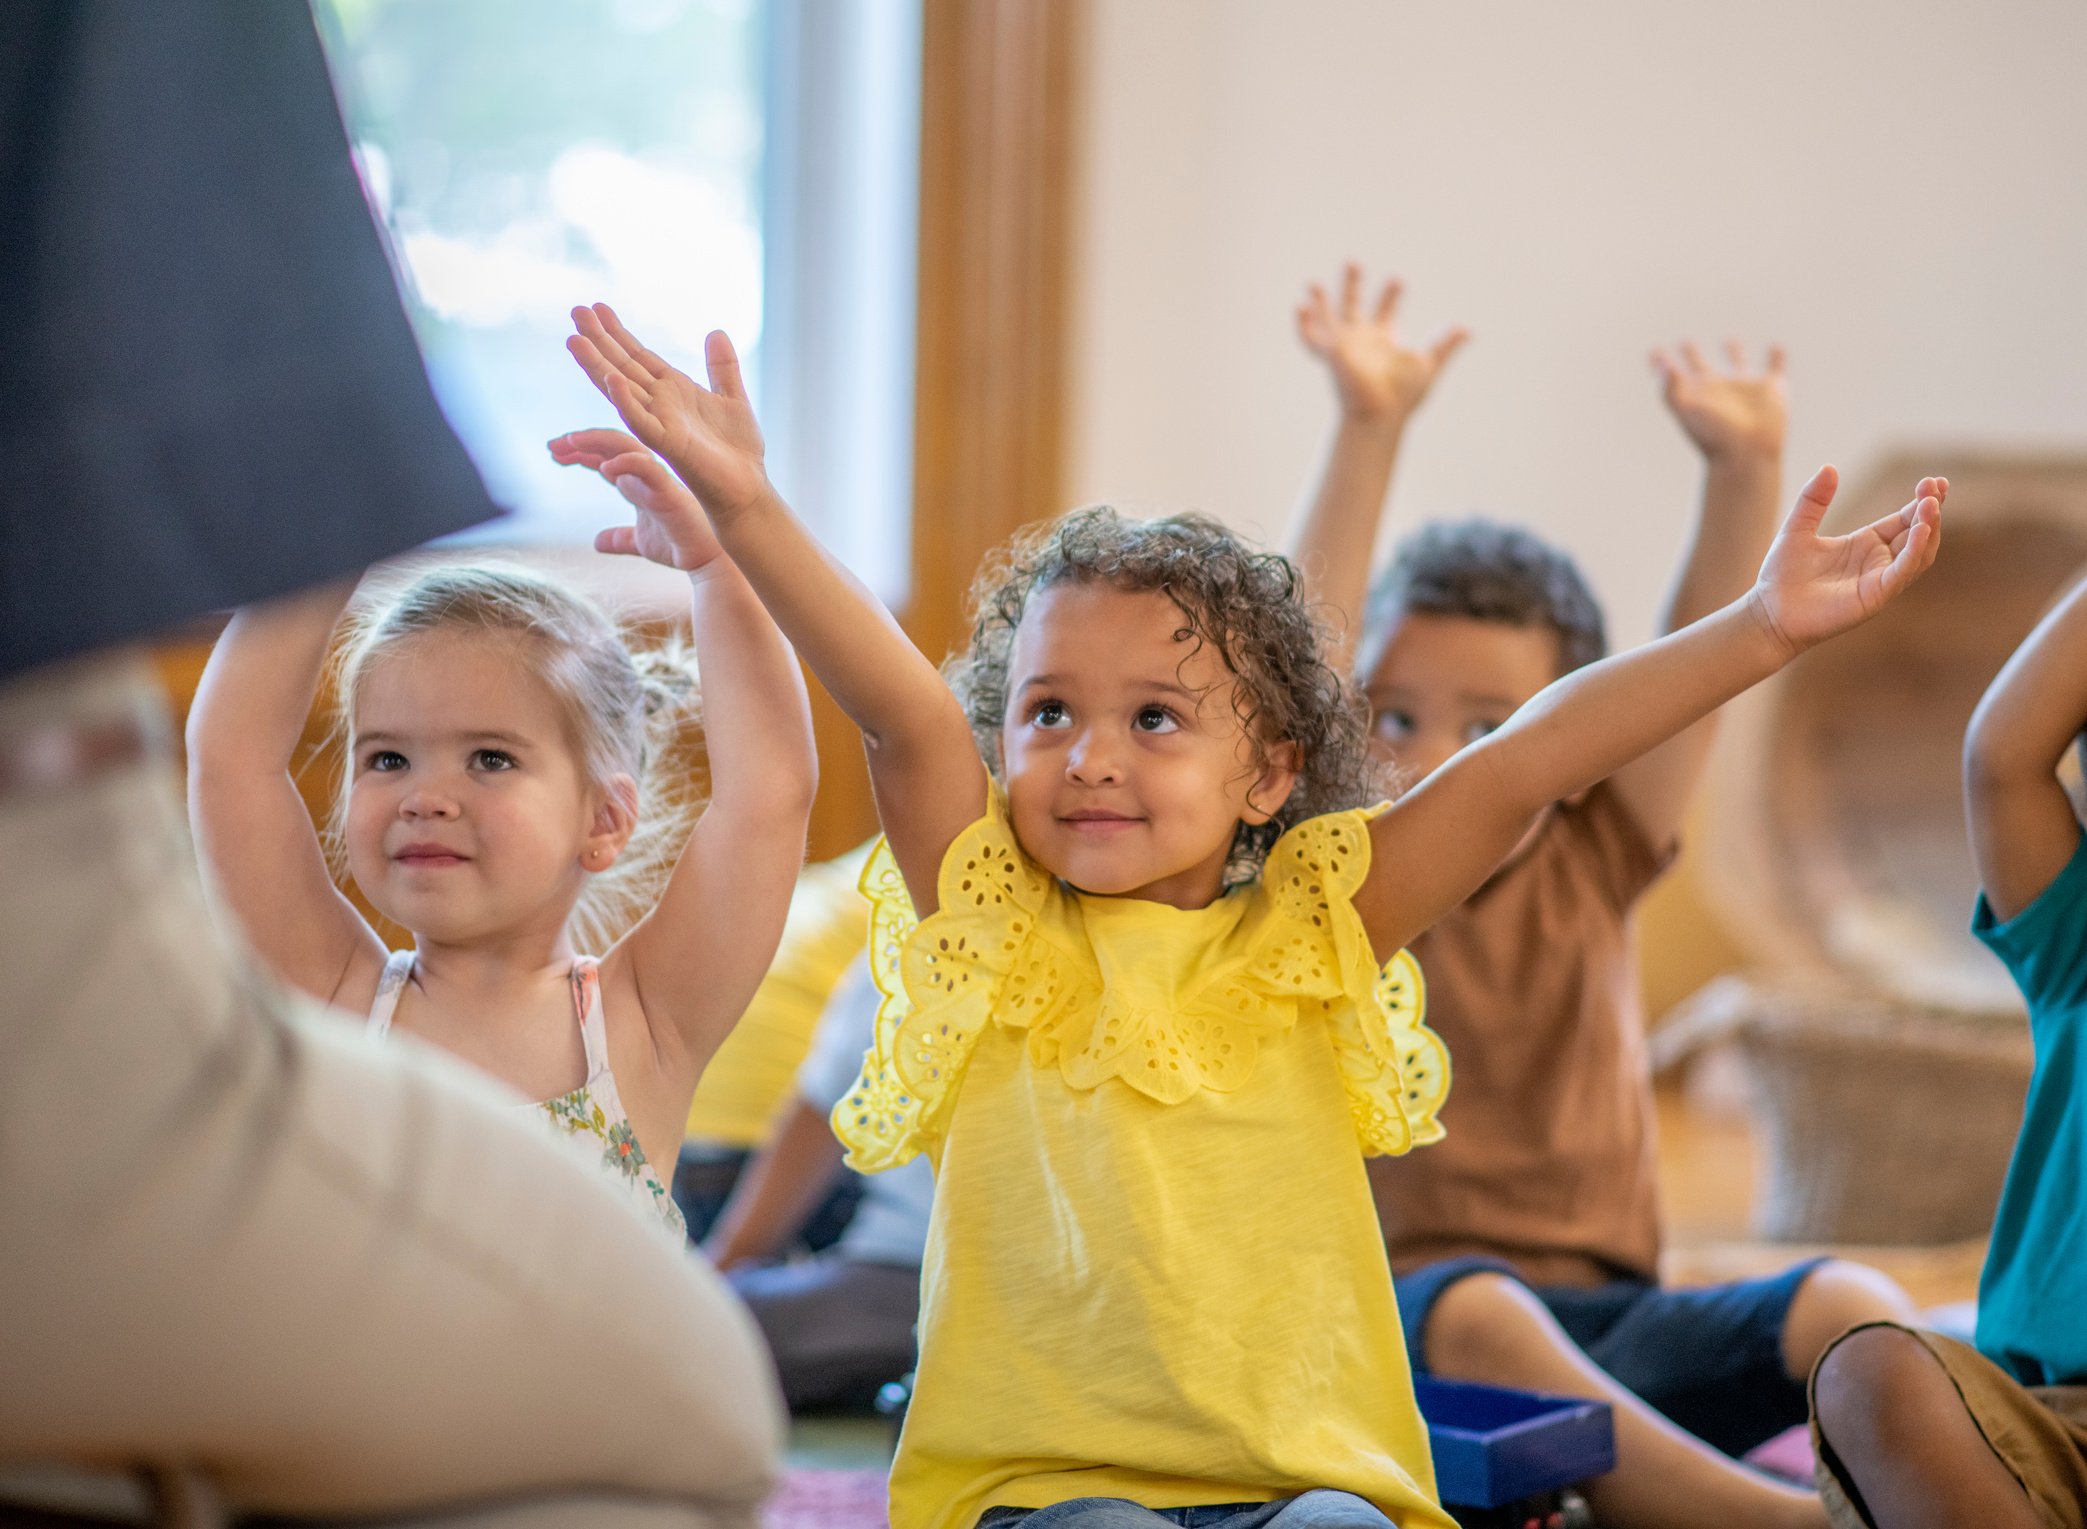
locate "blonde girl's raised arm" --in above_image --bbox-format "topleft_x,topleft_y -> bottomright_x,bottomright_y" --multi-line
566,306 -> 986,915
611,543 -> 819,1067
185,578 -> 387,1006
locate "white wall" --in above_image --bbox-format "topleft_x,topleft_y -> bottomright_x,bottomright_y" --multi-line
1065,0 -> 2087,647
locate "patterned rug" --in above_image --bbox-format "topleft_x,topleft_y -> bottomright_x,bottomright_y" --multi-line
767,1467 -> 889,1528
763,1436 -> 1815,1525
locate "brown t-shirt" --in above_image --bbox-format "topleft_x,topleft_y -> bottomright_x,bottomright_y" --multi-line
1371,782 -> 1676,1287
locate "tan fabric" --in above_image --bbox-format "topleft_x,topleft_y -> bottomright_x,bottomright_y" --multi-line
1371,782 -> 1673,1286
0,652 -> 783,1527
1811,1326 -> 2087,1529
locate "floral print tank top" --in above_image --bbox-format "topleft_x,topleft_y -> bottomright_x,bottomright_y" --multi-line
365,951 -> 686,1241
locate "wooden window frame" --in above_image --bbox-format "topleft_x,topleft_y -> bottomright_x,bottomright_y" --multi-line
807,0 -> 1082,859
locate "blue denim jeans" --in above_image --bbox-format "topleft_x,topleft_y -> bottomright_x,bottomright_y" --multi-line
976,1491 -> 1396,1527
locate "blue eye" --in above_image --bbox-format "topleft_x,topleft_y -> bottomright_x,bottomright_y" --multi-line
1372,710 -> 1415,742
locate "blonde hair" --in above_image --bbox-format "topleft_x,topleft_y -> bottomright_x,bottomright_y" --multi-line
327,563 -> 705,951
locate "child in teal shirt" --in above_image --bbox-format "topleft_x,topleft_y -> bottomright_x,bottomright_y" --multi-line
1811,572 -> 2087,1528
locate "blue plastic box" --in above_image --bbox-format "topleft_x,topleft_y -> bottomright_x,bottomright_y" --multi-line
1416,1377 -> 1616,1509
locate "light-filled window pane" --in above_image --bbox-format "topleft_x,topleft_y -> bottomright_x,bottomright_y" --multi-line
315,0 -> 766,544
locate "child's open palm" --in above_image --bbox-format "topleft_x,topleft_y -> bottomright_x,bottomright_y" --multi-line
548,427 -> 724,571
1296,263 -> 1469,427
1653,340 -> 1788,462
1753,468 -> 1945,653
566,303 -> 768,527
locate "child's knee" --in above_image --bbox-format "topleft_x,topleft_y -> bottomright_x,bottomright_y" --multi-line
1783,1260 -> 1917,1377
1812,1323 -> 1936,1455
1423,1271 -> 1554,1373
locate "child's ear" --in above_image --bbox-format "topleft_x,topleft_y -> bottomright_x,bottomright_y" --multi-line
1243,741 -> 1303,826
582,773 -> 640,872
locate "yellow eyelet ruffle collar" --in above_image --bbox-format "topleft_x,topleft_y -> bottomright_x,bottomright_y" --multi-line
834,790 -> 1449,1171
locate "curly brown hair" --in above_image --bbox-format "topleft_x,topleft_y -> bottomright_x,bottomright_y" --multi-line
943,506 -> 1373,876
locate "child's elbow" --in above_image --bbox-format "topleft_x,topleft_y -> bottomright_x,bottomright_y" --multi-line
760,745 -> 820,822
1962,708 -> 2042,806
182,699 -> 239,782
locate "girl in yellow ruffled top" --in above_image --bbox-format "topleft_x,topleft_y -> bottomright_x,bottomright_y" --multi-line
564,303 -> 1945,1529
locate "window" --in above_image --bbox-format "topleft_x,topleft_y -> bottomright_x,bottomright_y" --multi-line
315,0 -> 918,596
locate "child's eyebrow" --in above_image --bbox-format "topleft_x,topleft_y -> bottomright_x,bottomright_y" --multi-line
355,728 -> 533,747
1016,673 -> 1204,702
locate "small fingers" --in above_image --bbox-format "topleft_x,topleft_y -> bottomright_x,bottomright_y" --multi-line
1724,337 -> 1746,371
591,302 -> 670,376
1785,464 -> 1840,534
572,305 -> 652,389
1650,348 -> 1686,403
1879,515 -> 1940,600
1429,326 -> 1470,368
598,449 -> 670,485
1680,339 -> 1709,376
594,526 -> 641,558
1766,343 -> 1788,375
565,333 -> 624,401
705,330 -> 747,401
1373,278 -> 1405,327
1339,262 -> 1362,322
549,427 -> 643,465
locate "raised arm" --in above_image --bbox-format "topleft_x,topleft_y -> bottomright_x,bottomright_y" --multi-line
186,578 -> 388,1007
1607,341 -> 1788,846
1353,468 -> 1946,959
1964,575 -> 2087,921
549,429 -> 818,1068
565,304 -> 985,913
1287,264 -> 1469,668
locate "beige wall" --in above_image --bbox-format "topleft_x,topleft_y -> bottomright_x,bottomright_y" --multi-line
1063,0 -> 2087,1015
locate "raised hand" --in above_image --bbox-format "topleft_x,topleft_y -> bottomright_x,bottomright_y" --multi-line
566,304 -> 769,526
547,427 -> 724,572
1296,263 -> 1469,430
1653,340 -> 1788,465
1752,468 -> 1945,654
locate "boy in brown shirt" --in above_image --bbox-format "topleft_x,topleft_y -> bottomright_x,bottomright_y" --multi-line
1289,266 -> 1916,1529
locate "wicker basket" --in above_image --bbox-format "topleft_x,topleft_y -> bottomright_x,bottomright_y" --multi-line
1668,455 -> 2087,1245
1657,976 -> 2031,1244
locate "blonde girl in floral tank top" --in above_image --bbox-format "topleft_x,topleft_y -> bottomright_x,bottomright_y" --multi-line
567,303 -> 1942,1528
367,950 -> 683,1237
188,398 -> 815,1254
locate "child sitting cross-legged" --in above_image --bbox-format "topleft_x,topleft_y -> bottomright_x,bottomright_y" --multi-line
1808,574 -> 2087,1529
565,300 -> 1941,1529
1289,264 -> 1922,1529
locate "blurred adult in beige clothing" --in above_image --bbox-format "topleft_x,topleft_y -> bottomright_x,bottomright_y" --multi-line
0,3 -> 781,1523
